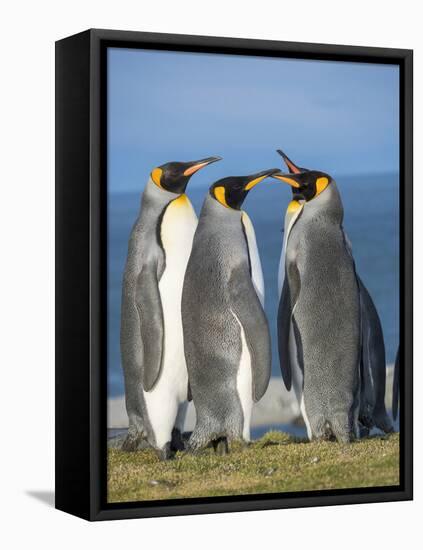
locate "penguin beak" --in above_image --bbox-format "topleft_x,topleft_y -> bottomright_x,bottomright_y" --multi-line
273,150 -> 306,187
244,168 -> 281,190
183,156 -> 222,176
271,172 -> 301,188
276,149 -> 303,174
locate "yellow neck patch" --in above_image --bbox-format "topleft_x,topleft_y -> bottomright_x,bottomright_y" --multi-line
214,186 -> 230,208
172,193 -> 189,207
315,176 -> 329,196
151,167 -> 163,188
287,200 -> 302,214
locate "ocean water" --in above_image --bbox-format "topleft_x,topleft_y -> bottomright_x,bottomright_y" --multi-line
108,173 -> 399,398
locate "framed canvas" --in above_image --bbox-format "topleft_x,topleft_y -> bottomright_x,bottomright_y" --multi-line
55,29 -> 413,521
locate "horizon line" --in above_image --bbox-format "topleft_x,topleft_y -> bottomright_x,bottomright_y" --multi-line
108,170 -> 400,194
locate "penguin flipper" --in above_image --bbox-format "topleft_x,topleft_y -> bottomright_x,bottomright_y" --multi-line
278,258 -> 302,392
135,264 -> 164,392
358,278 -> 378,417
392,348 -> 400,420
277,279 -> 292,391
357,276 -> 394,432
229,265 -> 271,402
345,233 -> 384,423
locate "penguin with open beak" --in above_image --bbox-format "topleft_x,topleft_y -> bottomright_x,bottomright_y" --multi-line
121,156 -> 222,459
182,168 -> 278,454
273,149 -> 392,442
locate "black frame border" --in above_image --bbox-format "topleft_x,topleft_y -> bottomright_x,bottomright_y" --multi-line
55,28 -> 413,521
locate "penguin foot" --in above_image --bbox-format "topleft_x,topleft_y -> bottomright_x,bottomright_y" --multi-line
156,442 -> 175,461
212,437 -> 229,456
186,428 -> 215,454
359,425 -> 370,439
121,430 -> 144,452
240,439 -> 251,451
374,413 -> 394,434
313,427 -> 336,443
312,422 -> 354,444
329,414 -> 356,443
170,428 -> 185,452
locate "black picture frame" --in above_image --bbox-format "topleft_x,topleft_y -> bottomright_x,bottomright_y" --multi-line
55,28 -> 413,521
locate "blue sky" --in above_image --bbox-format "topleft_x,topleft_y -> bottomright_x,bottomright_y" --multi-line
106,47 -> 400,393
108,48 -> 399,193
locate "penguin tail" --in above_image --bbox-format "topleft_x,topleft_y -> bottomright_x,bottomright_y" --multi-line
323,422 -> 334,441
310,417 -> 336,442
329,415 -> 356,443
186,424 -> 221,453
212,437 -> 229,455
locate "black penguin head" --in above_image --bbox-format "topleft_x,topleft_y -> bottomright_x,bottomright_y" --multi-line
151,156 -> 222,194
210,168 -> 280,210
272,149 -> 333,202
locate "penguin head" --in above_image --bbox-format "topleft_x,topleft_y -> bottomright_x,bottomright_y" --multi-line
272,149 -> 333,202
210,168 -> 280,210
150,156 -> 222,194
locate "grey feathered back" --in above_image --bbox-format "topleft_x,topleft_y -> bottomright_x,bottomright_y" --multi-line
182,195 -> 271,447
282,183 -> 361,441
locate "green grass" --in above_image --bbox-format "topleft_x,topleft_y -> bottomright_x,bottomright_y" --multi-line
107,431 -> 400,503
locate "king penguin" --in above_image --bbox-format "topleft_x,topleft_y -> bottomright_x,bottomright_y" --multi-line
273,150 -> 392,441
182,169 -> 278,454
120,156 -> 222,459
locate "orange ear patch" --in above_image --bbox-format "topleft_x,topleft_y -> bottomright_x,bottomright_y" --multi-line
315,177 -> 329,196
151,167 -> 163,188
214,186 -> 230,208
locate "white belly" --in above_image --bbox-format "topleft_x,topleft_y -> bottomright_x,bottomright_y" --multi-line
300,395 -> 312,441
143,194 -> 197,448
242,212 -> 264,307
278,206 -> 302,298
279,204 -> 305,406
278,242 -> 286,298
231,212 -> 265,442
232,310 -> 253,441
